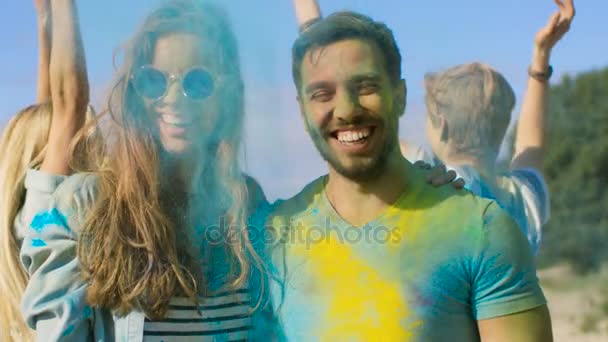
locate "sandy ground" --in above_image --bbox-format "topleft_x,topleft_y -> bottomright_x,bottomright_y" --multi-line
539,264 -> 608,341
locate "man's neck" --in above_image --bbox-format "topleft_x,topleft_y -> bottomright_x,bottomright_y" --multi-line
325,152 -> 411,227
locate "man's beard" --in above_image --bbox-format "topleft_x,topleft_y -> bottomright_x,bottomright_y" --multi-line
305,117 -> 397,182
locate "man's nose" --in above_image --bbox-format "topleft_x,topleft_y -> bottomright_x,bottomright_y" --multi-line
333,89 -> 361,121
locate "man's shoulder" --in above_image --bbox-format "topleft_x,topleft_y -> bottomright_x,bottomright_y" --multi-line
268,175 -> 326,225
410,169 -> 496,221
410,178 -> 527,267
403,171 -> 519,248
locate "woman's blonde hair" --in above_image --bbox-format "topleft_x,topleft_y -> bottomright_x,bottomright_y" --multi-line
76,0 -> 262,320
0,103 -> 51,341
0,102 -> 98,341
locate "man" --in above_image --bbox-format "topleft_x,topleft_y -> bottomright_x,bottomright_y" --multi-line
292,0 -> 575,256
424,0 -> 575,255
267,11 -> 552,341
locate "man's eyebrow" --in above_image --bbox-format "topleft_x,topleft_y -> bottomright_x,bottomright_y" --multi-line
303,73 -> 382,94
350,73 -> 382,83
304,81 -> 333,94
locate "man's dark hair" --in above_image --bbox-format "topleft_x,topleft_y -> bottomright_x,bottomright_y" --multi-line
292,11 -> 402,92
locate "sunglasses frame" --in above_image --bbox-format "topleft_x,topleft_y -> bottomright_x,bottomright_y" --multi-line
130,65 -> 217,101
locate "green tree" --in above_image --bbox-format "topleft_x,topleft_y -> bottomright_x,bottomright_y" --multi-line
538,67 -> 608,273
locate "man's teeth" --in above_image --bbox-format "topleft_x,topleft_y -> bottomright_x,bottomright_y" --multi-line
337,128 -> 372,143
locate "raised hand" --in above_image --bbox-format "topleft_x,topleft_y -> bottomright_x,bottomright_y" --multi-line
534,0 -> 575,54
40,0 -> 90,174
512,0 -> 575,171
293,0 -> 322,30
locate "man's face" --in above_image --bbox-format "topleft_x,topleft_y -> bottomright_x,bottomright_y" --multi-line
298,39 -> 405,181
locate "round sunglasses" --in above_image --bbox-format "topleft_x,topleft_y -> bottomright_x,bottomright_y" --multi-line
130,65 -> 215,101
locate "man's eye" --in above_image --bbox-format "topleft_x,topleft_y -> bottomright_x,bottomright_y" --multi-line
358,83 -> 379,95
310,91 -> 333,102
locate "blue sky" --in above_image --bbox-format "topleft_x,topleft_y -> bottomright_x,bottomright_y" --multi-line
1,0 -> 607,200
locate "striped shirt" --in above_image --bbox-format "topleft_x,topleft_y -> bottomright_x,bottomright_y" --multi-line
143,288 -> 253,341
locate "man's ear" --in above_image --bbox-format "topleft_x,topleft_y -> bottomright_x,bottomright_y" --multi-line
395,79 -> 407,117
297,93 -> 309,132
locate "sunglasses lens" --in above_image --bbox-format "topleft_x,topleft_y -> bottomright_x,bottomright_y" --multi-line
183,69 -> 214,100
133,67 -> 166,99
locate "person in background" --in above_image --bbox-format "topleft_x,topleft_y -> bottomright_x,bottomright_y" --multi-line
423,0 -> 575,254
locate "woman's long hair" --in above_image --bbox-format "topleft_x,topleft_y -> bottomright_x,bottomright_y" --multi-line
77,0 -> 260,319
0,103 -> 99,341
0,103 -> 51,342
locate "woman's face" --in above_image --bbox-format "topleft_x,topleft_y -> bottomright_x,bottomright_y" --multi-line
142,33 -> 222,157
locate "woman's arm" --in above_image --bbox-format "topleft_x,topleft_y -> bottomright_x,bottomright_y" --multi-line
20,175 -> 98,341
511,0 -> 575,171
35,0 -> 52,102
40,0 -> 89,175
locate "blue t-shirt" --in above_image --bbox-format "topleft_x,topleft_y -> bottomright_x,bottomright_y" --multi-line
266,170 -> 546,341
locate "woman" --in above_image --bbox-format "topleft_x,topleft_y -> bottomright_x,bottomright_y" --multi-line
0,0 -> 91,339
20,0 -> 274,340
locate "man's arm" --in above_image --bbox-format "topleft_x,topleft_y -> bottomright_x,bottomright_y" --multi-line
478,306 -> 553,342
35,0 -> 51,102
511,0 -> 575,171
293,0 -> 322,30
471,203 -> 551,340
40,0 -> 89,175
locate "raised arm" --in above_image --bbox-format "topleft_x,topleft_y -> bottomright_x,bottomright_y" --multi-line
35,0 -> 52,102
40,0 -> 89,175
511,0 -> 575,171
293,0 -> 322,31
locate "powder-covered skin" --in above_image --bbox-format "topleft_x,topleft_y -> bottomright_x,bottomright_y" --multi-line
266,169 -> 546,341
